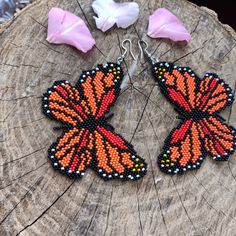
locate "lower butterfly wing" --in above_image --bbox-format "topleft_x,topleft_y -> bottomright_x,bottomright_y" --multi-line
49,127 -> 93,177
158,119 -> 206,174
91,126 -> 147,180
199,116 -> 236,160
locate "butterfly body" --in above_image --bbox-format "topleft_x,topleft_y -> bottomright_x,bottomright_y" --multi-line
153,62 -> 236,174
43,63 -> 147,180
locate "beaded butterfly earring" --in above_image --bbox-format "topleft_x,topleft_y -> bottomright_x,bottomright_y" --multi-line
42,39 -> 147,181
139,40 -> 236,175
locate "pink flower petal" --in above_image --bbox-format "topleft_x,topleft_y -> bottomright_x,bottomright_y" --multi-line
47,7 -> 95,53
147,8 -> 191,42
92,0 -> 139,32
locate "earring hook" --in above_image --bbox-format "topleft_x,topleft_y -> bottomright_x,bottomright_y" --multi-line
117,39 -> 137,64
138,40 -> 158,64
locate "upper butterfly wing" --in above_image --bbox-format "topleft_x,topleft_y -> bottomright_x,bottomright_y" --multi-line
91,125 -> 147,180
49,127 -> 93,177
76,63 -> 124,119
43,80 -> 88,126
152,61 -> 199,113
196,73 -> 234,114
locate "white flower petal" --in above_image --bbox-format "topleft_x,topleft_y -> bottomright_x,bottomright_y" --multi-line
92,0 -> 139,32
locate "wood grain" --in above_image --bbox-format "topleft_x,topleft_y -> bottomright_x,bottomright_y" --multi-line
0,0 -> 236,235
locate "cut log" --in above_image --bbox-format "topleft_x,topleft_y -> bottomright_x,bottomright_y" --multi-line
0,0 -> 236,235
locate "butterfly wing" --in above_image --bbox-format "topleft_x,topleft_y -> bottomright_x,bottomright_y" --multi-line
197,73 -> 234,114
49,127 -> 94,177
91,125 -> 147,180
158,119 -> 206,174
198,116 -> 236,161
153,62 -> 199,113
153,62 -> 204,173
43,80 -> 88,126
76,62 -> 124,119
195,74 -> 236,160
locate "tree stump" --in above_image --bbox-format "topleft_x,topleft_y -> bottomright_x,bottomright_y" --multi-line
0,0 -> 236,235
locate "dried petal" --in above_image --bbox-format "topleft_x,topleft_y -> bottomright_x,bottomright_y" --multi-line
47,7 -> 95,53
147,8 -> 191,42
92,0 -> 139,32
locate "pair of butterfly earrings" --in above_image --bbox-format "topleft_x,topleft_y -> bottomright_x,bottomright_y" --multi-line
43,39 -> 236,181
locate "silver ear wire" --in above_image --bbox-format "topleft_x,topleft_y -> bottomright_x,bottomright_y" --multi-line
138,40 -> 158,64
117,39 -> 137,64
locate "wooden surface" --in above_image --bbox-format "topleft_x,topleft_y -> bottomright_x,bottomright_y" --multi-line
0,0 -> 236,235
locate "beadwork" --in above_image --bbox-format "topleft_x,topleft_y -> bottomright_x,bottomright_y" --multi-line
152,61 -> 236,174
43,62 -> 147,180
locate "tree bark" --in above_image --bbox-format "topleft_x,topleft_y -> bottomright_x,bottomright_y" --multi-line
0,0 -> 236,235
